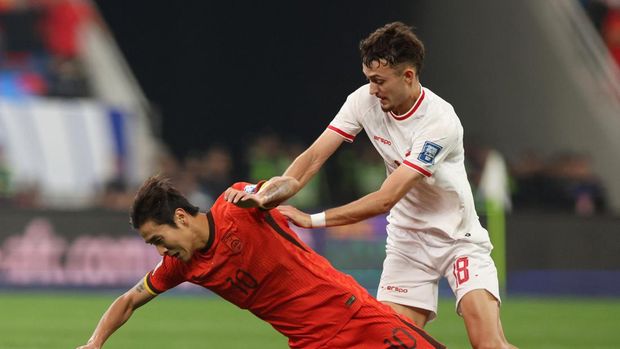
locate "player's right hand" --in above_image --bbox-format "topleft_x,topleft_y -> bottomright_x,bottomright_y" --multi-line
277,205 -> 312,228
224,187 -> 264,208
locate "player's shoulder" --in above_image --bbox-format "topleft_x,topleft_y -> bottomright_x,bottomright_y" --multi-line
154,254 -> 182,275
423,87 -> 456,116
422,87 -> 461,128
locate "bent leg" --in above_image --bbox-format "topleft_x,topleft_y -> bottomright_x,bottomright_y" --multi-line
378,228 -> 442,327
382,300 -> 432,328
459,289 -> 516,349
320,300 -> 446,349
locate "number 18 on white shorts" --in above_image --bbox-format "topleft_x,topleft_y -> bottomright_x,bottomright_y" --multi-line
376,226 -> 501,322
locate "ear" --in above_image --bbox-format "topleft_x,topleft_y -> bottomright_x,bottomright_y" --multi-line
174,208 -> 187,226
403,68 -> 417,84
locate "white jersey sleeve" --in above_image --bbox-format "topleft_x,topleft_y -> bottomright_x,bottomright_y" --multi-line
327,87 -> 367,142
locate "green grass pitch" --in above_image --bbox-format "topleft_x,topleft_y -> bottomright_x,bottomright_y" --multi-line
1,292 -> 619,348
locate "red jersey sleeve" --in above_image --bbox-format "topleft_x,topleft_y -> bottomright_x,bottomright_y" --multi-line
143,256 -> 185,296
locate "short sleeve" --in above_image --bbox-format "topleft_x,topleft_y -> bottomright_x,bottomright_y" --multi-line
328,88 -> 365,142
403,116 -> 460,177
144,257 -> 185,295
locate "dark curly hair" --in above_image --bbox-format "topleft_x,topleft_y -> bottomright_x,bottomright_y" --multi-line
130,175 -> 199,229
360,22 -> 425,75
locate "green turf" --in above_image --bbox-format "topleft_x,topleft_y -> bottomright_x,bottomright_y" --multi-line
1,292 -> 619,348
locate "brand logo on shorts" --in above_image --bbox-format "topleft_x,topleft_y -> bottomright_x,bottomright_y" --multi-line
386,285 -> 409,293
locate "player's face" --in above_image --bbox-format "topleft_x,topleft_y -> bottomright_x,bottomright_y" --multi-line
139,220 -> 194,262
362,60 -> 415,114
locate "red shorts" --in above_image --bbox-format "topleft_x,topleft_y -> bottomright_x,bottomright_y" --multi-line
319,299 -> 445,349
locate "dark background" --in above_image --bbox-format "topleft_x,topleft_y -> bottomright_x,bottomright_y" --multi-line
94,1 -> 421,158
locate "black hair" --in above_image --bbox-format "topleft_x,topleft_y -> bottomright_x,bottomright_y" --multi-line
130,175 -> 199,229
360,21 -> 425,74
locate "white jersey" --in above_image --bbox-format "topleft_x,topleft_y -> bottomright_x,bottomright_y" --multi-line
329,84 -> 489,243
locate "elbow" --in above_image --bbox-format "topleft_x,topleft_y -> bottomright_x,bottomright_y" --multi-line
281,176 -> 301,192
376,195 -> 396,214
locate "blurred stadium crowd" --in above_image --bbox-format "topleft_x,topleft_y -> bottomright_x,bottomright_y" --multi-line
0,0 -> 614,217
0,0 -> 92,98
1,130 -> 608,216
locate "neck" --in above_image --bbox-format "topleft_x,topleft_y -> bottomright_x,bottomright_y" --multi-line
393,83 -> 421,116
194,213 -> 212,250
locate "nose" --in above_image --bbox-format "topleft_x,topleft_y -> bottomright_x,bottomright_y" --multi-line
369,82 -> 378,96
156,244 -> 168,256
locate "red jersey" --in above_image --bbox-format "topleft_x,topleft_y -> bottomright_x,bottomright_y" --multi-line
144,182 -> 369,348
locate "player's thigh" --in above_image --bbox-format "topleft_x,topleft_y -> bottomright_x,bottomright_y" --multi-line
377,229 -> 441,319
444,240 -> 501,314
320,303 -> 445,349
381,300 -> 432,328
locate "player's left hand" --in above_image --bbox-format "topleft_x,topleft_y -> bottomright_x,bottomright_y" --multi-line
277,205 -> 312,228
224,187 -> 265,208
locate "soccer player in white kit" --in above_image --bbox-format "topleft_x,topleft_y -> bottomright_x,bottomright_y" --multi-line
230,22 -> 516,348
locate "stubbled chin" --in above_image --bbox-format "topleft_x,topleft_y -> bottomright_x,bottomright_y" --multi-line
379,100 -> 390,112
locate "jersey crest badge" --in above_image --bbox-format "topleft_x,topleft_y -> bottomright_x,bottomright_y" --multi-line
243,184 -> 257,193
222,230 -> 243,254
418,141 -> 442,164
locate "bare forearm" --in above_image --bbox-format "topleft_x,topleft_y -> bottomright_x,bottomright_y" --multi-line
325,191 -> 393,226
277,193 -> 392,230
279,164 -> 423,229
324,165 -> 424,226
281,129 -> 343,194
84,295 -> 134,348
283,149 -> 325,188
257,176 -> 301,208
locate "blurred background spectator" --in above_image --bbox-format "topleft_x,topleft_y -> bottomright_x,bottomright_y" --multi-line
0,0 -> 91,98
511,151 -> 606,216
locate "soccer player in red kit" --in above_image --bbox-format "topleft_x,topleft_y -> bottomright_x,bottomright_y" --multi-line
77,175 -> 444,349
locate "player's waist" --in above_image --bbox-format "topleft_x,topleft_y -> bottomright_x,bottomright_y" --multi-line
255,292 -> 363,347
386,220 -> 490,243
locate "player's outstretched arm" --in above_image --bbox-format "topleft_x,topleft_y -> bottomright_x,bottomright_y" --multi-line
280,164 -> 424,228
226,129 -> 343,210
76,279 -> 156,349
283,129 -> 344,189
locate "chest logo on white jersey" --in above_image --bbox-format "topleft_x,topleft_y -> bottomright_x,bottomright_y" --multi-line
418,141 -> 442,164
373,135 -> 392,145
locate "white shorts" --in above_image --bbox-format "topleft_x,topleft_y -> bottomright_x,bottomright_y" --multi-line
376,226 -> 500,322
